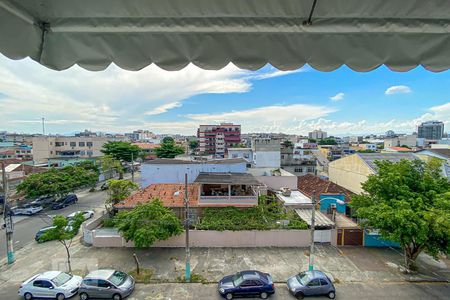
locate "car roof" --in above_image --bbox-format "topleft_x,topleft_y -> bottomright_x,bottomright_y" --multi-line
39,226 -> 56,231
304,270 -> 327,279
85,269 -> 115,280
239,270 -> 267,281
36,271 -> 61,280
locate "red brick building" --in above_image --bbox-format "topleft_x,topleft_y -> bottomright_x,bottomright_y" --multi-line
197,123 -> 241,157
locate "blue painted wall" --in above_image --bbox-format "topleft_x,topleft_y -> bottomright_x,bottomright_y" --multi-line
319,194 -> 346,213
364,230 -> 400,247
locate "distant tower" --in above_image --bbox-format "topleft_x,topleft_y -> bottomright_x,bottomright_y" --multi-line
42,117 -> 45,135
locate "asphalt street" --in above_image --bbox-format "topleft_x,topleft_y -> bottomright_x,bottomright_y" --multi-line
0,282 -> 449,300
0,188 -> 107,259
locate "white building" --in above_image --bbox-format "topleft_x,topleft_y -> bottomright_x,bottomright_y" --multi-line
251,138 -> 280,168
308,130 -> 327,140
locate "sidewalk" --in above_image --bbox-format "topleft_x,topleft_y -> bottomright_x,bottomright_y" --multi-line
1,236 -> 448,288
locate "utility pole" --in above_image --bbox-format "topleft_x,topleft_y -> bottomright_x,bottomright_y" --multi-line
184,173 -> 191,282
2,162 -> 14,264
131,152 -> 134,183
309,191 -> 316,271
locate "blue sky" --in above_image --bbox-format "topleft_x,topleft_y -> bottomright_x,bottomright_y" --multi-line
0,54 -> 449,136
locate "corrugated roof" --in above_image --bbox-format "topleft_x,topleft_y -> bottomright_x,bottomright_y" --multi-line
194,172 -> 261,185
421,149 -> 450,159
144,158 -> 246,165
295,208 -> 335,228
356,153 -> 418,171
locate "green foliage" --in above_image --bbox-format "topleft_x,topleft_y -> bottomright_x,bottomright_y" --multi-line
309,138 -> 317,143
318,138 -> 337,145
281,140 -> 294,148
188,140 -> 199,150
351,159 -> 450,270
357,150 -> 376,153
155,138 -> 185,158
196,198 -> 307,231
106,179 -> 139,206
101,141 -> 141,162
99,155 -> 124,179
230,143 -> 247,148
75,160 -> 100,174
17,165 -> 98,199
114,199 -> 183,247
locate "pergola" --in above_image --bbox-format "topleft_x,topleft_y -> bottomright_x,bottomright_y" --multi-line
1,0 -> 449,72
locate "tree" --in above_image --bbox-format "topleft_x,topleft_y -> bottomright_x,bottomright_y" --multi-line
39,214 -> 85,272
113,199 -> 183,247
106,179 -> 139,208
155,138 -> 185,158
281,140 -> 294,148
318,138 -> 337,145
17,165 -> 98,199
101,141 -> 141,162
100,155 -> 124,179
188,140 -> 199,150
351,159 -> 450,271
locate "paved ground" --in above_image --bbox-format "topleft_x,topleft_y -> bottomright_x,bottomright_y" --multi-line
1,282 -> 449,299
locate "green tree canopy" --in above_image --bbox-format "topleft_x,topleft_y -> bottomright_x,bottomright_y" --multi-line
318,138 -> 338,145
155,138 -> 185,158
100,155 -> 124,179
101,141 -> 141,162
40,214 -> 85,272
113,199 -> 183,247
106,179 -> 139,207
281,140 -> 294,148
17,164 -> 99,199
188,140 -> 199,150
351,159 -> 450,270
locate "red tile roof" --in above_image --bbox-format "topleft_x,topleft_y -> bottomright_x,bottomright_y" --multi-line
297,174 -> 353,202
387,146 -> 413,152
115,183 -> 199,209
132,143 -> 160,150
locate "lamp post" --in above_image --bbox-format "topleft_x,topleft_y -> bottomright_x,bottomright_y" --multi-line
309,192 -> 345,271
184,173 -> 191,282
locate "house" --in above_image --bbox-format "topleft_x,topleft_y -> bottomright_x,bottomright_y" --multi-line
115,172 -> 262,219
132,142 -> 160,160
275,189 -> 313,209
415,148 -> 450,179
227,148 -> 253,166
251,138 -> 281,168
382,146 -> 413,153
247,167 -> 297,190
328,153 -> 418,194
140,158 -> 247,188
281,145 -> 317,177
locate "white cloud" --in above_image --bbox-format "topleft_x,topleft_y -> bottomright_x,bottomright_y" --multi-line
385,85 -> 412,95
330,92 -> 344,102
145,102 -> 182,115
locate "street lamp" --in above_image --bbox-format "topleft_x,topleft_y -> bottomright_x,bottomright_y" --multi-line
309,192 -> 345,271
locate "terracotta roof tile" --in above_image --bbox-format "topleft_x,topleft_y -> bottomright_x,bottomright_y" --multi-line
115,183 -> 199,209
297,174 -> 353,202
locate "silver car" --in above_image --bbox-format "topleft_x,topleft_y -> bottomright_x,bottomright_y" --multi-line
18,271 -> 82,300
78,270 -> 135,300
286,270 -> 335,299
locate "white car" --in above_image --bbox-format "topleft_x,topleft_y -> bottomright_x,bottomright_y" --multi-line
12,204 -> 43,216
18,271 -> 82,300
67,210 -> 94,220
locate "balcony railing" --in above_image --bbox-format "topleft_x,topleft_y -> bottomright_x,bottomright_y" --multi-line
199,196 -> 257,206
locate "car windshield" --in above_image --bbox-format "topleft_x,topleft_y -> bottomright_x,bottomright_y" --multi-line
51,272 -> 72,287
296,272 -> 311,286
108,271 -> 128,286
232,273 -> 244,286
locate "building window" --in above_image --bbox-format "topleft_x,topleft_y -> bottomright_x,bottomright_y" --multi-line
87,142 -> 93,147
79,142 -> 85,147
80,151 -> 85,155
295,168 -> 303,173
55,142 -> 64,147
307,167 -> 314,173
87,150 -> 93,156
70,142 -> 76,147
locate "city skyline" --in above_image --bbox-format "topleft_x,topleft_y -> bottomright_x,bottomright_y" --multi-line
0,54 -> 449,136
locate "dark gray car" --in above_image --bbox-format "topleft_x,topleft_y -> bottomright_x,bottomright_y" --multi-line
78,270 -> 134,300
286,270 -> 335,299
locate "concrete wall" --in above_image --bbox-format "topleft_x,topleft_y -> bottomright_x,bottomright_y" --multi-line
92,229 -> 312,248
254,174 -> 297,190
253,151 -> 280,168
328,154 -> 373,194
83,214 -> 108,245
140,162 -> 247,188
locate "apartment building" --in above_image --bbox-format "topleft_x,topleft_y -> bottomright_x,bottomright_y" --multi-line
197,123 -> 241,156
32,136 -> 112,163
308,129 -> 327,140
251,137 -> 280,168
383,134 -> 423,149
418,121 -> 445,140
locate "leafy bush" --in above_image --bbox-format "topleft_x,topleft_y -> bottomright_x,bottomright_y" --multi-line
196,199 -> 307,231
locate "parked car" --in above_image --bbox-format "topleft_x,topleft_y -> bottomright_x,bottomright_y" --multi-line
35,224 -> 75,243
67,210 -> 94,220
51,194 -> 78,210
31,195 -> 56,207
218,270 -> 275,299
78,269 -> 135,300
18,271 -> 82,300
100,182 -> 109,190
286,270 -> 335,299
11,203 -> 43,215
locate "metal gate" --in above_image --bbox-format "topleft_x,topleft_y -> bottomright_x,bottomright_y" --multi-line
337,228 -> 363,246
314,230 -> 332,243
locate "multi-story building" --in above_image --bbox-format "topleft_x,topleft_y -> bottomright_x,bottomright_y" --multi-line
32,136 -> 112,163
251,138 -> 280,168
281,145 -> 317,176
125,130 -> 158,142
197,123 -> 241,157
418,121 -> 445,140
308,129 -> 327,140
384,134 -> 423,149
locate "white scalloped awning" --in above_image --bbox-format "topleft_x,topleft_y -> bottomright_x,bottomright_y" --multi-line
1,0 -> 449,72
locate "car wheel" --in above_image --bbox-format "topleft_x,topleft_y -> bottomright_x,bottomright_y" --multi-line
56,293 -> 65,300
328,291 -> 336,299
260,292 -> 269,299
295,292 -> 304,299
23,292 -> 33,300
79,292 -> 89,300
225,293 -> 233,300
113,294 -> 122,300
